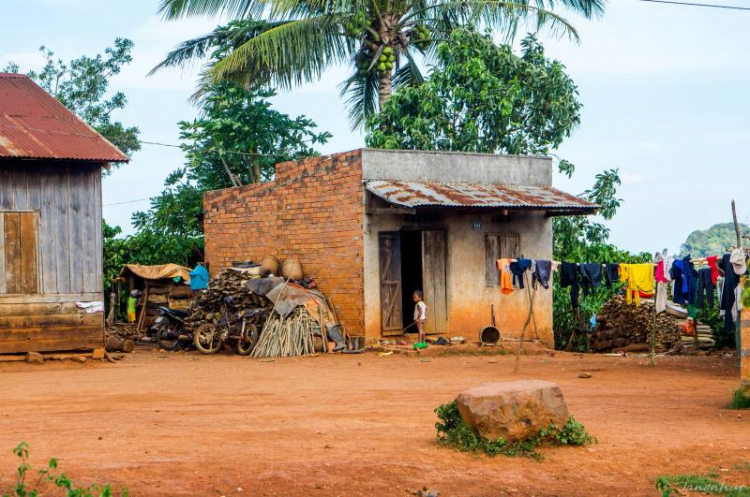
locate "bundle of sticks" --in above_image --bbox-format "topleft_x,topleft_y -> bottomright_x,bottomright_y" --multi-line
251,307 -> 319,358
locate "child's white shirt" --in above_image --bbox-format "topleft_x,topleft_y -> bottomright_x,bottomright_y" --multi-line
414,301 -> 427,321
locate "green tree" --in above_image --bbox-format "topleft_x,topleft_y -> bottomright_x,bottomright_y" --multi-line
679,222 -> 750,258
153,0 -> 605,126
366,29 -> 581,154
179,83 -> 331,189
112,82 -> 330,270
5,39 -> 141,160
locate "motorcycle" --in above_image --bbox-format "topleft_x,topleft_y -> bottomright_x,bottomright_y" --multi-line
194,297 -> 264,356
153,306 -> 191,351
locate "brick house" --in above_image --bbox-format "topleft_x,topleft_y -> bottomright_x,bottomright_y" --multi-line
204,149 -> 597,347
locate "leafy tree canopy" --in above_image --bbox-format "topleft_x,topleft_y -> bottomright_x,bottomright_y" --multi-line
154,0 -> 605,127
179,83 -> 331,189
104,82 -> 331,275
679,223 -> 750,258
4,39 -> 141,161
366,30 -> 581,155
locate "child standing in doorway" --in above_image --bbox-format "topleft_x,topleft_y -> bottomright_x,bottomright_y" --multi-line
413,290 -> 427,343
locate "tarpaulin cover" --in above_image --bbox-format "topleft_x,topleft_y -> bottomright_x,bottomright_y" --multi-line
264,282 -> 329,318
245,276 -> 285,297
119,264 -> 192,283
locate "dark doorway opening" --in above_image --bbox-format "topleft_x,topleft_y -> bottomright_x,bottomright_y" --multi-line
400,230 -> 423,330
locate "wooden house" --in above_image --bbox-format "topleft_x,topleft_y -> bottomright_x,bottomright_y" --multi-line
0,73 -> 128,354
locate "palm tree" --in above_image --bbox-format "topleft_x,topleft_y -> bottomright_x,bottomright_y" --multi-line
153,0 -> 605,127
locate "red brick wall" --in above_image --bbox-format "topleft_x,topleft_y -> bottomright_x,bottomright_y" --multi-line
203,150 -> 365,336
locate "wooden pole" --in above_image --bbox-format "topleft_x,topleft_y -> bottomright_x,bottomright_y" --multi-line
732,200 -> 741,248
741,306 -> 750,396
514,273 -> 536,373
649,295 -> 657,366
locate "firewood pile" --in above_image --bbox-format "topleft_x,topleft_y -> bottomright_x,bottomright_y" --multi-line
105,323 -> 144,341
591,295 -> 681,352
185,269 -> 273,331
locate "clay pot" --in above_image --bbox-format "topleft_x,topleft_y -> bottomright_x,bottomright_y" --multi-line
260,255 -> 280,276
281,259 -> 303,281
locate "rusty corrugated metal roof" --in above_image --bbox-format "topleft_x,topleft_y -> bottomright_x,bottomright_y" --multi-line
365,180 -> 599,212
0,73 -> 129,162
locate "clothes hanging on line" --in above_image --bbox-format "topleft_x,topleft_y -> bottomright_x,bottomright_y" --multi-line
560,262 -> 580,308
579,263 -> 603,296
604,263 -> 620,288
706,255 -> 720,286
670,256 -> 697,306
718,251 -> 747,334
509,258 -> 532,289
695,267 -> 715,309
496,258 -> 514,295
621,263 -> 655,305
532,260 -> 552,289
654,254 -> 669,284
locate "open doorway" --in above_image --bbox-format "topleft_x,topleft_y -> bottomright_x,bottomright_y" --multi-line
378,229 -> 448,336
400,230 -> 423,331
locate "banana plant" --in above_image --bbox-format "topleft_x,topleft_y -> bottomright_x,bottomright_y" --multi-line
154,0 -> 606,128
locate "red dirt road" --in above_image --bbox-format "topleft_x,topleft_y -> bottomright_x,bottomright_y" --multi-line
0,350 -> 748,496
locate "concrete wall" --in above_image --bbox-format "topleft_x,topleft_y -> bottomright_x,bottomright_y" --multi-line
362,149 -> 552,186
204,151 -> 366,337
363,205 -> 554,347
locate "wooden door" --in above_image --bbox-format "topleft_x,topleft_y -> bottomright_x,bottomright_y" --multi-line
422,230 -> 447,334
0,211 -> 39,294
379,232 -> 403,336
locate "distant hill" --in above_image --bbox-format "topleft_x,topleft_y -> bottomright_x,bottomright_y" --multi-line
679,223 -> 750,257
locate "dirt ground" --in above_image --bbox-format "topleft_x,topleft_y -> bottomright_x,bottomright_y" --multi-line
0,349 -> 748,496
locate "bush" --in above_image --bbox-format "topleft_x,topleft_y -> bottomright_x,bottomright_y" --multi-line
4,442 -> 127,497
434,401 -> 595,459
730,388 -> 750,410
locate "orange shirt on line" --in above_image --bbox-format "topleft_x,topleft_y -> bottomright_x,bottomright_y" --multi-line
496,258 -> 514,295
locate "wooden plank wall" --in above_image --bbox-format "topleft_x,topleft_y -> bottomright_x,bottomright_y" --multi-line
0,162 -> 103,295
0,161 -> 105,353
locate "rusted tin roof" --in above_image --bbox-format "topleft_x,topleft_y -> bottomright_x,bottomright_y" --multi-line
365,180 -> 599,212
0,73 -> 128,162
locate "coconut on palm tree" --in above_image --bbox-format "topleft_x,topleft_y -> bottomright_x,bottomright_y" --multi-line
153,0 -> 606,127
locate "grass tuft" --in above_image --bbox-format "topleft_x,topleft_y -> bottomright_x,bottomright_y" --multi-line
656,474 -> 750,497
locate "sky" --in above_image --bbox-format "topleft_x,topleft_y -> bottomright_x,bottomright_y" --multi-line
1,0 -> 748,255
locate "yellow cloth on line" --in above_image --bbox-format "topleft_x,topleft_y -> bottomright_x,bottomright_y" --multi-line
621,263 -> 655,306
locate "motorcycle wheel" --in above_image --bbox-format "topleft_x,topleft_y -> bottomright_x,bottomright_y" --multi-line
156,321 -> 182,351
236,323 -> 259,356
194,323 -> 223,354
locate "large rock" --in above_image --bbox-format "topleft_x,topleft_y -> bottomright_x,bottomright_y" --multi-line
456,380 -> 570,443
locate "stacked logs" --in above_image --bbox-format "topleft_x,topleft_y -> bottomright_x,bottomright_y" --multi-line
185,269 -> 273,331
591,295 -> 681,352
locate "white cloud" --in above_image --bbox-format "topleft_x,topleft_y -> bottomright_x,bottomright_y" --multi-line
619,172 -> 644,186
